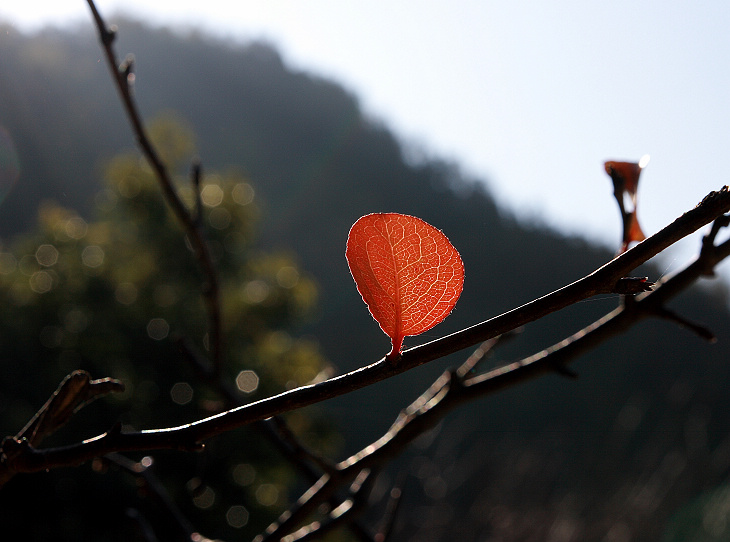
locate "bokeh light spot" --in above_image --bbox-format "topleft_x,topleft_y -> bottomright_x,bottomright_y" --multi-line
29,270 -> 53,293
94,189 -> 118,213
81,245 -> 105,268
223,232 -> 246,254
236,370 -> 259,394
65,217 -> 88,240
243,280 -> 269,303
170,382 -> 193,405
192,486 -> 215,509
200,183 -> 224,207
63,308 -> 89,333
118,176 -> 141,198
35,244 -> 58,267
208,207 -> 231,230
226,505 -> 249,528
276,266 -> 299,288
19,254 -> 38,276
115,282 -> 138,305
255,484 -> 280,506
232,182 -> 254,205
147,318 -> 169,340
232,463 -> 256,486
153,284 -> 177,307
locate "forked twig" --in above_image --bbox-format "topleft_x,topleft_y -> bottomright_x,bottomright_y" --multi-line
85,0 -> 223,374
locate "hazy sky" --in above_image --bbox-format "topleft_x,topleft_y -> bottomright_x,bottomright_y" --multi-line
2,1 -> 730,275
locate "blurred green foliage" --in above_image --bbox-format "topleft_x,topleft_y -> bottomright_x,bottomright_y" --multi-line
0,116 -> 339,540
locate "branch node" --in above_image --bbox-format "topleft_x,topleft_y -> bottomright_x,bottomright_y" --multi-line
1,437 -> 29,462
118,53 -> 136,92
449,368 -> 465,389
102,25 -> 116,46
613,276 -> 655,295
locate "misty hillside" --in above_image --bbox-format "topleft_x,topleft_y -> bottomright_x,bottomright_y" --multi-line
2,17 -> 730,540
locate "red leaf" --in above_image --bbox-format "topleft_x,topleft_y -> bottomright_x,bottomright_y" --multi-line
604,157 -> 649,252
346,213 -> 464,360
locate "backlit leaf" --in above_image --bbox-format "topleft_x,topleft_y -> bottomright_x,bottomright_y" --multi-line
345,213 -> 464,359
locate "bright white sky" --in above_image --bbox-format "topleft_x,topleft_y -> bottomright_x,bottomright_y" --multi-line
3,1 -> 730,275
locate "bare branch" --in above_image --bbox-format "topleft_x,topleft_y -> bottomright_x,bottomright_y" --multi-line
85,0 -> 224,374
273,470 -> 375,542
16,370 -> 124,446
2,188 -> 729,482
256,217 -> 730,540
374,480 -> 406,542
0,370 -> 124,486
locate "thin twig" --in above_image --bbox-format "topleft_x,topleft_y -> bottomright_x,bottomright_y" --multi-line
85,0 -> 223,374
374,474 -> 407,542
107,453 -> 196,542
0,371 -> 123,486
266,469 -> 375,542
456,331 -> 519,379
84,11 -> 356,532
16,370 -> 124,446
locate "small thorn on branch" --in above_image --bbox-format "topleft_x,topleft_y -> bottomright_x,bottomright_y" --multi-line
119,53 -> 135,87
655,306 -> 717,342
552,362 -> 579,379
701,214 -> 730,269
613,276 -> 655,295
99,24 -> 116,47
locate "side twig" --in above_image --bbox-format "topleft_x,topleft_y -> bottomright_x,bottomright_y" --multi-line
85,0 -> 223,374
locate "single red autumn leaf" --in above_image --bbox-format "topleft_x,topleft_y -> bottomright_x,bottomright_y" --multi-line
604,157 -> 648,252
345,213 -> 464,360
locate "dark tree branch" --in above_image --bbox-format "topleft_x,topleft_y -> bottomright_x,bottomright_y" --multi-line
85,9 -> 352,530
374,478 -> 406,542
177,333 -> 376,539
2,191 -> 729,482
272,469 -> 375,542
125,508 -> 160,542
455,333 -> 513,379
0,370 -> 123,486
16,370 -> 124,446
652,306 -> 716,342
406,187 -> 730,366
106,453 -> 196,542
85,0 -> 224,375
256,216 -> 730,540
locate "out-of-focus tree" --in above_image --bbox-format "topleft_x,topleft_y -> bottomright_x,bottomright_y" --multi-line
0,115 -> 338,540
